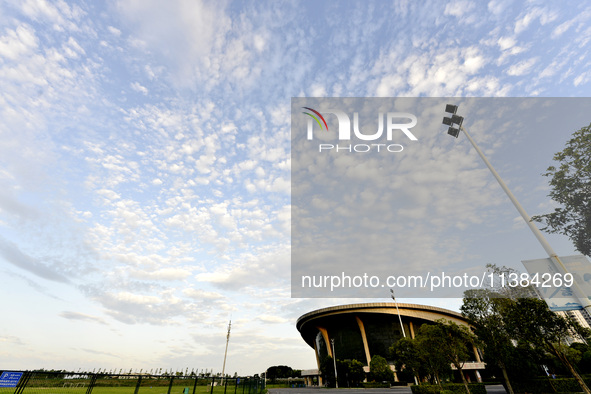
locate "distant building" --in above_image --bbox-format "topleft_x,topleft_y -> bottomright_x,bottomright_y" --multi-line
556,308 -> 591,344
296,302 -> 485,385
568,309 -> 591,328
299,369 -> 319,387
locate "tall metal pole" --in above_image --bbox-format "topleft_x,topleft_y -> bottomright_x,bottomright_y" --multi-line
390,289 -> 406,338
458,123 -> 591,313
330,338 -> 338,388
221,320 -> 231,385
391,289 -> 417,385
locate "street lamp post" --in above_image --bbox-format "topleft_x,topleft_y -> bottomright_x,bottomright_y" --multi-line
391,289 -> 418,385
331,338 -> 338,388
390,289 -> 406,338
442,104 -> 591,313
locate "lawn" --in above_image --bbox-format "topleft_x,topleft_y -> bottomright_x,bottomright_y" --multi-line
1,381 -> 262,394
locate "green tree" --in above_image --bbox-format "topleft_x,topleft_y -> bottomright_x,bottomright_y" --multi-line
532,123 -> 591,256
390,337 -> 422,385
368,355 -> 394,383
572,342 -> 591,374
349,359 -> 366,386
414,328 -> 452,387
390,332 -> 454,388
504,298 -> 591,394
335,360 -> 348,387
319,358 -> 365,388
421,341 -> 451,386
319,355 -> 335,387
266,365 -> 296,382
461,289 -> 516,394
335,359 -> 365,387
579,349 -> 591,373
417,320 -> 475,394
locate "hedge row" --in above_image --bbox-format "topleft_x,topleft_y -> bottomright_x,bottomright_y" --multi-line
410,383 -> 486,394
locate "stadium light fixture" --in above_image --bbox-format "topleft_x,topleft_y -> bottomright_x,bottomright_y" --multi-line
445,104 -> 458,114
447,127 -> 460,138
442,104 -> 463,138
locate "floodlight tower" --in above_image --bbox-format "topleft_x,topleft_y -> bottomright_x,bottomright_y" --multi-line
442,104 -> 591,313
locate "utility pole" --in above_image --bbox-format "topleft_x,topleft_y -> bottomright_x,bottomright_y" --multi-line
221,320 -> 231,385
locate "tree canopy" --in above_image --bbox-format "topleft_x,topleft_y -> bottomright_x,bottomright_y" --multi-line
389,320 -> 473,391
462,270 -> 591,394
265,365 -> 300,381
532,123 -> 591,256
462,289 -> 519,394
503,298 -> 591,394
390,337 -> 422,385
368,354 -> 394,383
319,356 -> 369,388
319,356 -> 335,387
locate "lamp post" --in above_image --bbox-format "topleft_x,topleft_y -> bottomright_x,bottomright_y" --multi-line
390,289 -> 406,338
442,104 -> 591,313
331,338 -> 338,388
391,289 -> 418,385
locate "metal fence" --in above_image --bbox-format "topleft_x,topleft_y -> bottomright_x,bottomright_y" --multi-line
0,371 -> 265,394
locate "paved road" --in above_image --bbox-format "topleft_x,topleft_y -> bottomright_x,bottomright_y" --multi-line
484,385 -> 508,394
268,385 -> 507,394
268,389 -> 407,394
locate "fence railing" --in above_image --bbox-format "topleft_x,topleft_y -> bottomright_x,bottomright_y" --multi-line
0,371 -> 265,394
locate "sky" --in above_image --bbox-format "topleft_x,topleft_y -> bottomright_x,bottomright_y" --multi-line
1,0 -> 591,377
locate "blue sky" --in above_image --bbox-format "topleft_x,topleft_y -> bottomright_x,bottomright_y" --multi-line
1,0 -> 590,376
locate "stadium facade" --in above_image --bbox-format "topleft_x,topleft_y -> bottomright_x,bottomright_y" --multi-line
296,302 -> 485,385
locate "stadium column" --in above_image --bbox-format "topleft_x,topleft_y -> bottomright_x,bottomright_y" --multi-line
472,345 -> 483,383
472,345 -> 482,362
317,327 -> 332,357
355,316 -> 372,366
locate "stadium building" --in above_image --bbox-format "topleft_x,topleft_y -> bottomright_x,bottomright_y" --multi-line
296,302 -> 485,385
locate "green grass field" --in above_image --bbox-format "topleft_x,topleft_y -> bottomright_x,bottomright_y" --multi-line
1,381 -> 264,394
